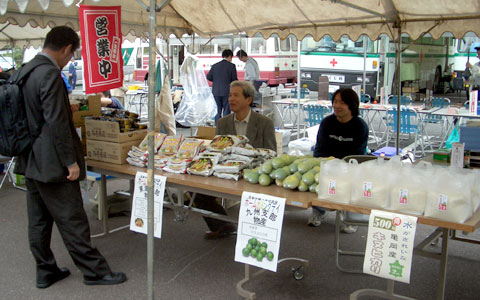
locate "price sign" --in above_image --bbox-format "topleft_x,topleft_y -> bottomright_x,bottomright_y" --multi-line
129,171 -> 166,238
363,210 -> 417,283
234,192 -> 286,272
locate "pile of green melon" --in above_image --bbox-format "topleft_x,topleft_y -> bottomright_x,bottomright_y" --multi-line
243,154 -> 332,193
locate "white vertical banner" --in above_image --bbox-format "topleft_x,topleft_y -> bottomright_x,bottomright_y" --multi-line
235,192 -> 286,272
352,84 -> 362,99
129,171 -> 166,238
469,90 -> 478,115
363,210 -> 417,283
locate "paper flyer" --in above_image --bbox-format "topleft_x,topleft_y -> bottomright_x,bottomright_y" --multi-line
129,171 -> 166,238
363,210 -> 417,283
234,192 -> 286,272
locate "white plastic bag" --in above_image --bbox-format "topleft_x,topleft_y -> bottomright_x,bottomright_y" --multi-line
387,159 -> 428,215
317,159 -> 351,204
350,158 -> 388,209
425,167 -> 473,223
175,56 -> 217,126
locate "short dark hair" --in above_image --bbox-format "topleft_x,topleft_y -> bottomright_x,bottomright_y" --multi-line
102,90 -> 112,98
43,26 -> 80,53
222,49 -> 233,58
236,50 -> 248,58
331,88 -> 360,117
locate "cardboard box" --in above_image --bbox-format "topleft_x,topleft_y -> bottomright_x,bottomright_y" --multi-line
86,139 -> 142,164
195,126 -> 216,139
402,86 -> 419,93
85,118 -> 147,143
72,95 -> 101,126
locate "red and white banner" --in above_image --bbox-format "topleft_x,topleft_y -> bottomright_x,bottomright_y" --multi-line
79,5 -> 123,94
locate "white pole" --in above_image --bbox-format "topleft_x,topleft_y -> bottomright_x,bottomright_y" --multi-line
297,40 -> 301,139
363,36 -> 367,99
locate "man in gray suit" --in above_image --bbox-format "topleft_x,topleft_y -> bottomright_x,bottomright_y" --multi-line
207,49 -> 238,123
197,80 -> 276,239
217,80 -> 276,150
14,26 -> 126,288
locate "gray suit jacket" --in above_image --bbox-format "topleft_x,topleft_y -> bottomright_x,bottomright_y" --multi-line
14,54 -> 85,183
216,110 -> 277,151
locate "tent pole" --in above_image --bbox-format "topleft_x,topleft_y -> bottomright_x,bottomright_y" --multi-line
297,40 -> 301,139
147,0 -> 157,299
395,25 -> 402,155
363,35 -> 367,98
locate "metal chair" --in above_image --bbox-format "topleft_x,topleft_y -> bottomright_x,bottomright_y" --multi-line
360,94 -> 371,103
387,95 -> 413,105
302,104 -> 332,127
422,97 -> 451,148
334,155 -> 378,274
384,107 -> 429,158
0,156 -> 18,191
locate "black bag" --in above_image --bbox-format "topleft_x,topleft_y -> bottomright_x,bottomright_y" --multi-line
0,61 -> 47,157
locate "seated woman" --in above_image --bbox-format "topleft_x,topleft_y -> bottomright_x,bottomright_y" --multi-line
100,90 -> 125,109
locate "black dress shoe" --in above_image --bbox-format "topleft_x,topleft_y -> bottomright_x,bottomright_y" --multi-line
36,267 -> 71,289
83,272 -> 127,285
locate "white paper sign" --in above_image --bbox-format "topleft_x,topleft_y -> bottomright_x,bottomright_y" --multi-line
235,192 -> 286,272
129,171 -> 166,238
363,210 -> 417,283
469,90 -> 478,115
380,87 -> 385,105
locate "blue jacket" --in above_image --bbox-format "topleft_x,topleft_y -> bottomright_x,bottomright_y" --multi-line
206,59 -> 237,97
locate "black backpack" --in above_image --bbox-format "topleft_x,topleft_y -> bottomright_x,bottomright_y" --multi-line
0,61 -> 47,157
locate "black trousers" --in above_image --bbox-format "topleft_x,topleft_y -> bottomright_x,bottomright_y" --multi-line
26,178 -> 111,281
194,193 -> 230,232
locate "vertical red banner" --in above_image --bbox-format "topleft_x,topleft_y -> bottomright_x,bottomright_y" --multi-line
79,5 -> 123,94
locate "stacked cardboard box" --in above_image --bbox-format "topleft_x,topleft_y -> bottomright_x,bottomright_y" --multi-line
85,118 -> 147,164
71,95 -> 102,155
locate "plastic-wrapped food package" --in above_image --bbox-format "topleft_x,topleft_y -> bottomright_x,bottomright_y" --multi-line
126,156 -> 147,168
317,159 -> 351,204
174,56 -> 217,126
230,143 -> 256,157
207,135 -> 246,153
187,152 -> 222,176
163,157 -> 191,174
425,167 -> 473,223
212,160 -> 247,173
176,138 -> 204,160
220,153 -> 254,164
158,135 -> 184,156
128,147 -> 148,162
137,132 -> 167,152
350,158 -> 389,209
255,148 -> 277,158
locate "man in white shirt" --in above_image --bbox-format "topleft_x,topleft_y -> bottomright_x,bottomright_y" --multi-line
466,46 -> 480,95
236,50 -> 261,105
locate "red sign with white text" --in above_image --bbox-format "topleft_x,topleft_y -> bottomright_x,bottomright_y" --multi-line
79,5 -> 123,94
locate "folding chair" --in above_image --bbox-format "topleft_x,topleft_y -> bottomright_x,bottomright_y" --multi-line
384,107 -> 430,158
0,156 -> 26,191
360,94 -> 371,103
302,104 -> 332,127
422,97 -> 451,148
334,155 -> 378,274
387,95 -> 413,105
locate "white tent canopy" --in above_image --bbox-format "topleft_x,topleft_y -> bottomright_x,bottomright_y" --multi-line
2,0 -> 480,43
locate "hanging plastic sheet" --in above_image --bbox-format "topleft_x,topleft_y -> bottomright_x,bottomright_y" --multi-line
174,56 -> 217,126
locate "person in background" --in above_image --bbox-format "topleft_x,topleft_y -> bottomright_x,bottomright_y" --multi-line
236,49 -> 262,106
195,80 -> 276,239
68,57 -> 77,88
309,88 -> 368,233
14,26 -> 126,289
466,46 -> 480,98
100,90 -> 125,110
61,72 -> 72,94
206,49 -> 238,123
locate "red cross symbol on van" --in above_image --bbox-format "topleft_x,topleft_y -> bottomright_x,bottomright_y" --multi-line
330,58 -> 338,67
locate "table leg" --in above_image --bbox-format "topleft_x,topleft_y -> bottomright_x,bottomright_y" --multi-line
436,228 -> 450,300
